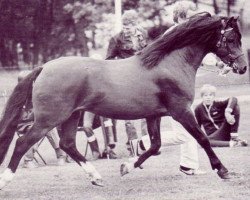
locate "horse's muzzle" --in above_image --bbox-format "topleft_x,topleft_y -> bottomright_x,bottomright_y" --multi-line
238,66 -> 247,74
232,63 -> 247,74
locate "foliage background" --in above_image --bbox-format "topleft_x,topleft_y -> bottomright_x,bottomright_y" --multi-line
1,0 -> 248,69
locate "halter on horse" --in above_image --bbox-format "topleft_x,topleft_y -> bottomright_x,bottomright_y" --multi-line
0,13 -> 247,189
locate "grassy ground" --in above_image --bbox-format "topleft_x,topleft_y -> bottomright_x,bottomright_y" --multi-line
0,102 -> 249,200
0,61 -> 250,199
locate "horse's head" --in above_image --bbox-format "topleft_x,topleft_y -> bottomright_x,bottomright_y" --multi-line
213,16 -> 247,74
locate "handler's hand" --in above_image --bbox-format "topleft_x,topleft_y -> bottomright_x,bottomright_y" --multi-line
225,112 -> 235,125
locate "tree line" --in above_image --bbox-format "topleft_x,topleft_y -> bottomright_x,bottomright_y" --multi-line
0,0 -> 236,68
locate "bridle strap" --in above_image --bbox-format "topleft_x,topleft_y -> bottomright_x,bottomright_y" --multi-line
216,28 -> 233,48
215,27 -> 244,68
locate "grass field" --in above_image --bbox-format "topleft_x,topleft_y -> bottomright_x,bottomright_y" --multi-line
0,61 -> 250,199
0,102 -> 249,200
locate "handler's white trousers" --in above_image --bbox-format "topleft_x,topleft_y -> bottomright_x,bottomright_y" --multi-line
143,117 -> 199,170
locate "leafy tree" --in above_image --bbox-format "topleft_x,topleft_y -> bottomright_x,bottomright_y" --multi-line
0,0 -> 178,68
0,0 -> 38,67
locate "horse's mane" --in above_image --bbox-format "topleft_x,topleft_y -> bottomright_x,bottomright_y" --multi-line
139,13 -> 224,69
147,24 -> 170,40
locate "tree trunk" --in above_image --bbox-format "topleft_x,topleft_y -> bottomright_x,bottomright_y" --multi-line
0,39 -> 17,68
10,40 -> 18,67
32,41 -> 40,67
21,41 -> 32,66
0,38 -> 7,67
227,0 -> 231,16
213,0 -> 219,14
75,21 -> 89,56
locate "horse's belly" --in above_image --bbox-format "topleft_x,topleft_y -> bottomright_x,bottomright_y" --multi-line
85,79 -> 166,119
89,97 -> 167,120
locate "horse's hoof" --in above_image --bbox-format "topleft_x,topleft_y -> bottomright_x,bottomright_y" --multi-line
139,165 -> 143,169
91,179 -> 104,187
120,163 -> 129,176
217,168 -> 230,179
0,169 -> 14,190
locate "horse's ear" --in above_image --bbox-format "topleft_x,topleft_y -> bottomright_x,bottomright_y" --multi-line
227,16 -> 234,24
233,15 -> 239,22
226,16 -> 237,27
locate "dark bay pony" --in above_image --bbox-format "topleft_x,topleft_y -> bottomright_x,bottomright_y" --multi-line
0,13 -> 247,189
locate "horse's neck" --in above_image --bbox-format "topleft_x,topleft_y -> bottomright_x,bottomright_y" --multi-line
176,45 -> 208,71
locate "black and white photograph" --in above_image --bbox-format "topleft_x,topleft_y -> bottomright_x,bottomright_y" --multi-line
0,0 -> 249,199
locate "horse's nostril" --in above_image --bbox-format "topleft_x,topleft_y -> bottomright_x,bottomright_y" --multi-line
239,66 -> 247,74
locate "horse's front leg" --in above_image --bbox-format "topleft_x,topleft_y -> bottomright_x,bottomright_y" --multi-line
120,117 -> 161,176
172,107 -> 229,179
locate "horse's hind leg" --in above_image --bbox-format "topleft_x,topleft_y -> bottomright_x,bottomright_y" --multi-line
59,111 -> 103,187
0,124 -> 50,189
172,107 -> 229,179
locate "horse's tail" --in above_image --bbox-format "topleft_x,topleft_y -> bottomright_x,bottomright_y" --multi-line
0,67 -> 43,164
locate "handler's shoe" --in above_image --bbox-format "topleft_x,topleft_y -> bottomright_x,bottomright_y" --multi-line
109,150 -> 118,159
180,166 -> 206,175
57,157 -> 66,166
66,155 -> 74,163
230,139 -> 248,147
101,149 -> 118,159
23,160 -> 38,169
91,151 -> 101,161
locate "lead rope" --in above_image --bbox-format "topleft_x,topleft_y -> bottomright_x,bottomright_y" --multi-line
199,65 -> 232,76
199,66 -> 219,73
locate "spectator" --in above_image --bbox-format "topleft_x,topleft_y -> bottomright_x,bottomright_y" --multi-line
106,9 -> 149,156
194,84 -> 248,147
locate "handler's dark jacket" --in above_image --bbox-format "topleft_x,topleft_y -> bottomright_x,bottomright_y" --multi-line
106,27 -> 148,60
194,97 -> 238,135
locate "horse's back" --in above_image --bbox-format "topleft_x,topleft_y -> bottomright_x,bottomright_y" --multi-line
36,56 -> 104,84
32,57 -> 102,122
